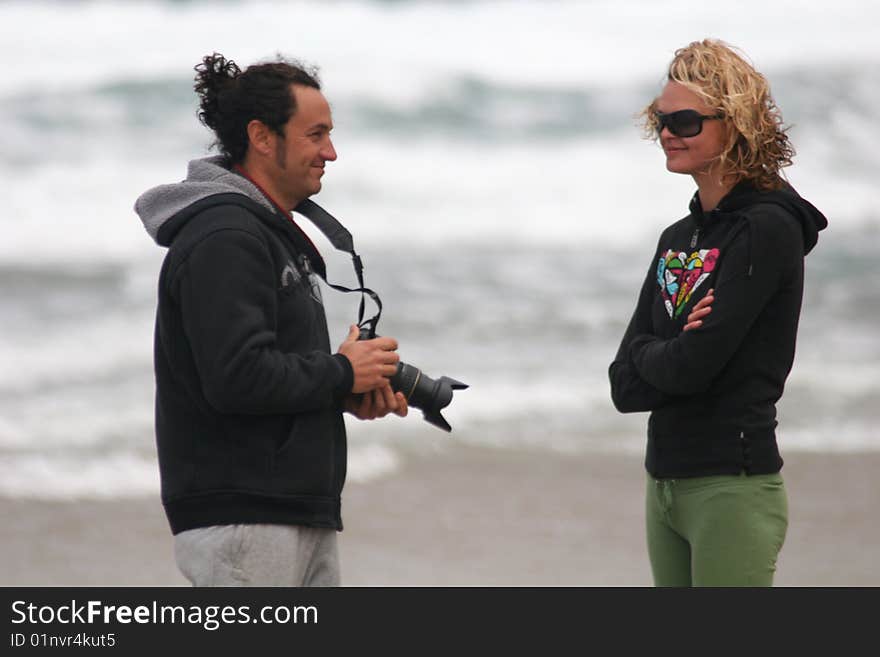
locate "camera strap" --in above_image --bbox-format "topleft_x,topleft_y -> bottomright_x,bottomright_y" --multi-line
294,199 -> 382,334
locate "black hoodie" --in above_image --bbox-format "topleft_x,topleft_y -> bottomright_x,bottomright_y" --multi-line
135,157 -> 354,534
609,180 -> 827,478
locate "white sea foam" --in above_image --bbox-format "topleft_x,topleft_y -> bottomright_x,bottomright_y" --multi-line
0,442 -> 400,499
0,453 -> 161,499
780,424 -> 880,454
346,443 -> 402,484
0,309 -> 154,393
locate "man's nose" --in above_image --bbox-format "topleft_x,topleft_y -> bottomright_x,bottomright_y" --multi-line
322,138 -> 337,162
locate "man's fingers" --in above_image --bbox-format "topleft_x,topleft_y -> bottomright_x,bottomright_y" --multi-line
373,388 -> 391,417
342,333 -> 404,394
371,336 -> 399,351
361,362 -> 399,384
381,384 -> 398,412
360,388 -> 388,419
356,391 -> 373,417
394,392 -> 408,418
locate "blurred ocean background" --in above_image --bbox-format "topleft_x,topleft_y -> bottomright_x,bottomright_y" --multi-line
1,0 -> 878,499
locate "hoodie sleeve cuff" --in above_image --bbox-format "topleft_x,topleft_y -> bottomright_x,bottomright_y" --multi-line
331,353 -> 354,400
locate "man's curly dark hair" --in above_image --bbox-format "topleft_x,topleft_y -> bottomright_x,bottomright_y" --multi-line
193,53 -> 321,164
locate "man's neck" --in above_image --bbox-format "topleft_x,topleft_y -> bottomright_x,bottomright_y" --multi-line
234,163 -> 297,214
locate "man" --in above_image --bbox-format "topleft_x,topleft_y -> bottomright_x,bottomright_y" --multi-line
134,53 -> 407,586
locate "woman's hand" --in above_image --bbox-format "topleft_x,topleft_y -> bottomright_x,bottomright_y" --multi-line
683,288 -> 714,332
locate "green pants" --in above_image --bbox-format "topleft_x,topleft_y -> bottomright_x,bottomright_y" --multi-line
646,472 -> 788,587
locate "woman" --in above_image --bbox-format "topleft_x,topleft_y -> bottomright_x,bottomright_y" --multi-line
609,39 -> 827,586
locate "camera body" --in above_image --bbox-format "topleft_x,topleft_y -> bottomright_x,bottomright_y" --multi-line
357,326 -> 466,432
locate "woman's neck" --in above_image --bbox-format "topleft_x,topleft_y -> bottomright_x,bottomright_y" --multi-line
693,170 -> 734,212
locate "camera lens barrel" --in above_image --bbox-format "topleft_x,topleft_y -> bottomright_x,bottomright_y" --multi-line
389,362 -> 420,400
390,362 -> 466,432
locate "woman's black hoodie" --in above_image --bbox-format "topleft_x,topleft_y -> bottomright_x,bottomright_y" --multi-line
609,180 -> 827,478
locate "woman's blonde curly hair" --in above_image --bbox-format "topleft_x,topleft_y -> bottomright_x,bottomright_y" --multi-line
641,39 -> 794,191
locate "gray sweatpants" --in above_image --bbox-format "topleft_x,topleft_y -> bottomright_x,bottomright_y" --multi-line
174,524 -> 340,587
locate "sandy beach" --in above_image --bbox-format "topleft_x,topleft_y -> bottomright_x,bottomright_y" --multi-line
1,445 -> 878,587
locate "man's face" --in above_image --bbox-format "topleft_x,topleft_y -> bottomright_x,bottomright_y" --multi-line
272,85 -> 337,207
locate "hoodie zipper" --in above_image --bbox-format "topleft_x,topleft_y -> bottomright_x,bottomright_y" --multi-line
690,227 -> 700,249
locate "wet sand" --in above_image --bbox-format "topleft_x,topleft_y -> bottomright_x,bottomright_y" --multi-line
1,446 -> 877,586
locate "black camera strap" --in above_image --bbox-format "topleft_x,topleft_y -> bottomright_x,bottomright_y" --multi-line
294,199 -> 382,334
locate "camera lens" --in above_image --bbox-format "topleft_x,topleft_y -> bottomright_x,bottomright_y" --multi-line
390,362 -> 467,432
356,329 -> 466,432
389,362 -> 420,400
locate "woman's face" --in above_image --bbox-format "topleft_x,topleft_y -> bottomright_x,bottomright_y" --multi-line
655,81 -> 727,178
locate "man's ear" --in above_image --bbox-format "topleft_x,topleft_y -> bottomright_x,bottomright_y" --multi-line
246,120 -> 275,157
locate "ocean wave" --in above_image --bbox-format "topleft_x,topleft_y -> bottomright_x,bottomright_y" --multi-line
0,452 -> 160,499
3,64 -> 878,147
3,0 -> 880,100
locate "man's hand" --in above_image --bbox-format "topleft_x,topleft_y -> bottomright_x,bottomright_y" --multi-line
344,384 -> 409,420
337,325 -> 401,393
683,288 -> 714,332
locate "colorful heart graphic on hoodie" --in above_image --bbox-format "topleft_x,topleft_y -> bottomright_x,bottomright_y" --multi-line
656,248 -> 719,319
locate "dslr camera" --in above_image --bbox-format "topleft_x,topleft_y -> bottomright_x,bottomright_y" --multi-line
358,325 -> 467,432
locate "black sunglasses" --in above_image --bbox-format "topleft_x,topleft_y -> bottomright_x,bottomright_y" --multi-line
654,109 -> 724,138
